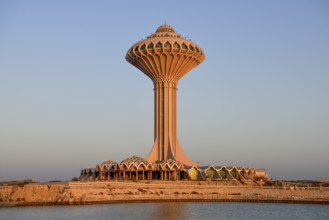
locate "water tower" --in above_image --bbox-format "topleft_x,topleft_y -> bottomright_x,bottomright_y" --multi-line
126,25 -> 206,166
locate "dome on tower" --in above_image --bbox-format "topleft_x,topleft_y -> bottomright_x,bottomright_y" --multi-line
155,25 -> 176,33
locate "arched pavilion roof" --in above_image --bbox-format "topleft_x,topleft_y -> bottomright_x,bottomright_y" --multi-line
96,160 -> 117,170
120,155 -> 151,168
155,159 -> 184,170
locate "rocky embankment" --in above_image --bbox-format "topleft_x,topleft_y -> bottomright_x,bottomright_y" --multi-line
1,181 -> 329,207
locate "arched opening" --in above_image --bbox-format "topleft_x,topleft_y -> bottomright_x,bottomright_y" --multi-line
146,164 -> 153,180
99,165 -> 108,180
230,168 -> 239,179
161,164 -> 171,180
219,168 -> 228,179
137,164 -> 147,180
240,168 -> 250,180
188,167 -> 200,181
178,170 -> 187,180
129,164 -> 138,180
89,169 -> 97,181
120,164 -> 129,179
170,164 -> 179,180
148,43 -> 154,49
206,167 -> 220,179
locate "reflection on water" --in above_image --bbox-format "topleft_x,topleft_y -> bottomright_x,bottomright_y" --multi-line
1,202 -> 329,220
150,202 -> 185,220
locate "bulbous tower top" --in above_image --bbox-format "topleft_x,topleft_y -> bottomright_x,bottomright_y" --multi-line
125,25 -> 206,84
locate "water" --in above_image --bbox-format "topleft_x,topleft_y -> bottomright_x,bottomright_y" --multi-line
1,202 -> 328,220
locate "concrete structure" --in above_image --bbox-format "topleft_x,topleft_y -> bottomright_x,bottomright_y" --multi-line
126,25 -> 205,166
77,24 -> 269,182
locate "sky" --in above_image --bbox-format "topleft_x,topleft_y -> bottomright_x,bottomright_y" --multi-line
1,0 -> 328,181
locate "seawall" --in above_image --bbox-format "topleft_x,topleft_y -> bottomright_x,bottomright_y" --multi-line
1,181 -> 328,207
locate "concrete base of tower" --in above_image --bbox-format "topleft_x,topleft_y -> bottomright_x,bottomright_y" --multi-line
146,139 -> 199,167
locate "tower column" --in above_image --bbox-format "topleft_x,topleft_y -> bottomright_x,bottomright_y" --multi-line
146,81 -> 197,166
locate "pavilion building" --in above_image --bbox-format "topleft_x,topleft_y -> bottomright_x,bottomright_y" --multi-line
78,155 -> 268,182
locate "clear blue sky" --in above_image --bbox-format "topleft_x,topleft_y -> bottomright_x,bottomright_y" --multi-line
1,0 -> 328,181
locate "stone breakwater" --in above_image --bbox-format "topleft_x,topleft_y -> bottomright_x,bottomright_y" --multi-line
1,181 -> 328,207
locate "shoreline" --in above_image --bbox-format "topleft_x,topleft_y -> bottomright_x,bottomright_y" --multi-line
1,181 -> 329,207
2,198 -> 329,208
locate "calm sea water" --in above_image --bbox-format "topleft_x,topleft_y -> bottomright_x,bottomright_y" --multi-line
1,202 -> 329,220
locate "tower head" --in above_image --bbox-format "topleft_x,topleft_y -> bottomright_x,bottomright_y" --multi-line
125,25 -> 206,84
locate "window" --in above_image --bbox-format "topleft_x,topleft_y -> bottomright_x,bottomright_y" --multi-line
164,42 -> 171,48
182,43 -> 187,49
156,42 -> 162,48
173,42 -> 179,48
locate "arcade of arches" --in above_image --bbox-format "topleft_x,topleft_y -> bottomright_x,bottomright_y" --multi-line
78,156 -> 268,182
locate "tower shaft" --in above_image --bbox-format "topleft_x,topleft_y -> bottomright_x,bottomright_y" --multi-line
146,81 -> 197,166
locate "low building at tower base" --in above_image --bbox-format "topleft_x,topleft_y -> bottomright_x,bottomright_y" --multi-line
77,155 -> 269,182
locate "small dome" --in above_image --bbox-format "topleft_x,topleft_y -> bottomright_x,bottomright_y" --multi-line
97,160 -> 117,170
120,155 -> 149,166
156,25 -> 176,33
99,160 -> 117,166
